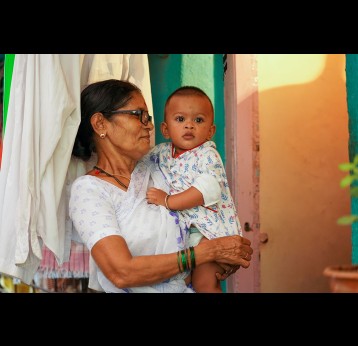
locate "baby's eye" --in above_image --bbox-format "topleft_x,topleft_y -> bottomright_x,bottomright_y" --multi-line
175,116 -> 185,122
194,117 -> 204,123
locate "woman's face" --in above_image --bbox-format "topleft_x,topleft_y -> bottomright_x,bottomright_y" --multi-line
106,91 -> 154,160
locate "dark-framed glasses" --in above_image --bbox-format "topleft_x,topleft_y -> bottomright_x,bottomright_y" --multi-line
108,109 -> 152,126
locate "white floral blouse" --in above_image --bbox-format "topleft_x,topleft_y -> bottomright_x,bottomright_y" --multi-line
147,141 -> 242,240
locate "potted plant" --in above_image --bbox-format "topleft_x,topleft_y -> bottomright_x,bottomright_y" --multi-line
323,155 -> 358,292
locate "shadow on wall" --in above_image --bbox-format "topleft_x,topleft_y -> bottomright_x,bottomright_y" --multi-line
256,54 -> 351,292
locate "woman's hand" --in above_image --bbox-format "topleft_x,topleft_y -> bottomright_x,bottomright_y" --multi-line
206,235 -> 253,268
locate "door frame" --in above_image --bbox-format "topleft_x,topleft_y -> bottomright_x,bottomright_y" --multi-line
224,54 -> 260,293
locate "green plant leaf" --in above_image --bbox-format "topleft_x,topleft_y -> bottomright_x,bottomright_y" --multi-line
340,174 -> 355,188
339,162 -> 355,171
353,155 -> 358,165
337,215 -> 358,225
351,187 -> 358,197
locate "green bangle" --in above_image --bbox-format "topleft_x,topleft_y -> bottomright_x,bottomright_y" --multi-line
186,248 -> 191,270
190,246 -> 196,269
177,251 -> 182,273
181,250 -> 188,271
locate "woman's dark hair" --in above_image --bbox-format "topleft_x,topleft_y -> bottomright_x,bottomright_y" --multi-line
72,79 -> 141,161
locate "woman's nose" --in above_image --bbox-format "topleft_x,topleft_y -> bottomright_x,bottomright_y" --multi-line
146,120 -> 154,130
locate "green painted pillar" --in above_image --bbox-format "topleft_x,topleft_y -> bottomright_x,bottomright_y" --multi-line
3,54 -> 15,134
180,54 -> 225,162
148,54 -> 227,290
346,54 -> 358,263
148,54 -> 183,144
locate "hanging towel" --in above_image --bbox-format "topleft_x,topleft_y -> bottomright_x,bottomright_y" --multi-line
37,241 -> 89,279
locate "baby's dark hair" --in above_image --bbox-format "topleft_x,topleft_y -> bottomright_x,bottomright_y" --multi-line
164,86 -> 214,115
72,79 -> 141,161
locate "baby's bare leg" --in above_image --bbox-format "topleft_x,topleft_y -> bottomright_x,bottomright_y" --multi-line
192,262 -> 224,293
191,238 -> 225,293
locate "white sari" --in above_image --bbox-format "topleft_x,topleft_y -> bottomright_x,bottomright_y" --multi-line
69,158 -> 193,293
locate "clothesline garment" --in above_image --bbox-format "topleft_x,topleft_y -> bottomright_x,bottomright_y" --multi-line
0,54 -> 154,285
0,133 -> 2,167
36,155 -> 94,280
37,241 -> 89,279
0,54 -> 81,284
37,54 -> 155,281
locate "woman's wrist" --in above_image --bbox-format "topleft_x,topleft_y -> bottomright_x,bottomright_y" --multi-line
176,247 -> 196,273
193,239 -> 217,266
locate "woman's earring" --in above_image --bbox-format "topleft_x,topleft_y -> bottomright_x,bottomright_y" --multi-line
100,133 -> 106,139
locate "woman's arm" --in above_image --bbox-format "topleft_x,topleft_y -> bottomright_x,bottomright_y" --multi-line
91,234 -> 252,289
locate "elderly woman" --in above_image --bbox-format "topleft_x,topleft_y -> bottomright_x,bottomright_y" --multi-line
69,79 -> 252,293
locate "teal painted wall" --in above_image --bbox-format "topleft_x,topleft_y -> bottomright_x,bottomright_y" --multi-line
148,54 -> 225,161
148,54 -> 182,145
346,54 -> 358,264
148,54 -> 227,290
180,54 -> 226,162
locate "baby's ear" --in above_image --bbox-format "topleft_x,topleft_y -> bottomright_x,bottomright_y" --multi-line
161,122 -> 171,139
207,124 -> 216,140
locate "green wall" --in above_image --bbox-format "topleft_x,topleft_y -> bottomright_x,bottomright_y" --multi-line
148,54 -> 182,145
3,54 -> 15,133
346,54 -> 358,264
181,54 -> 226,162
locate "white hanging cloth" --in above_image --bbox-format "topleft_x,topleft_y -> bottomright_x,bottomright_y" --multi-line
0,54 -> 81,284
80,54 -> 155,145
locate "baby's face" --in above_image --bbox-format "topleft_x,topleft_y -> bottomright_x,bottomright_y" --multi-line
162,94 -> 215,155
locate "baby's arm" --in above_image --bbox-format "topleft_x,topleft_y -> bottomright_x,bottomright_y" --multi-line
146,186 -> 204,211
146,146 -> 222,211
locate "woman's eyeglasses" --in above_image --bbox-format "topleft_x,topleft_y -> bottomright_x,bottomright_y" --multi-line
107,109 -> 152,126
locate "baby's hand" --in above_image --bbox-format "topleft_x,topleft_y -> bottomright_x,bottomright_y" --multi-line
146,187 -> 167,207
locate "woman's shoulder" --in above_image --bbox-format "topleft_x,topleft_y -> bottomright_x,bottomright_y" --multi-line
71,174 -> 115,194
71,174 -> 96,188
